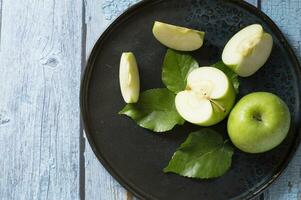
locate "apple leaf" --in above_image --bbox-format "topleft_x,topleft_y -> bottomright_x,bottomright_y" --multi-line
212,61 -> 239,93
162,49 -> 199,93
119,88 -> 185,132
164,129 -> 234,179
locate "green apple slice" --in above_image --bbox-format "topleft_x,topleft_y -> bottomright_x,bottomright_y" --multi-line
222,24 -> 273,77
175,67 -> 236,126
119,52 -> 140,103
152,21 -> 205,51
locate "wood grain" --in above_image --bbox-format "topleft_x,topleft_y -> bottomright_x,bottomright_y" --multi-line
0,0 -> 3,48
0,0 -> 82,199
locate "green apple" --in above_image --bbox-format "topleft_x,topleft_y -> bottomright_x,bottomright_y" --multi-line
119,52 -> 140,103
152,21 -> 205,51
222,24 -> 273,77
175,67 -> 236,126
228,92 -> 291,153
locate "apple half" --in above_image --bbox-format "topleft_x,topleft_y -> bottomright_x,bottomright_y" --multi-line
119,52 -> 140,103
152,21 -> 205,51
222,24 -> 273,77
175,67 -> 236,126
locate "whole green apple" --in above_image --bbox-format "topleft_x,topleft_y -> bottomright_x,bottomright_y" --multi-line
228,92 -> 291,153
175,67 -> 236,126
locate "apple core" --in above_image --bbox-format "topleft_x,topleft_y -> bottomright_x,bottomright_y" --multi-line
175,67 -> 236,126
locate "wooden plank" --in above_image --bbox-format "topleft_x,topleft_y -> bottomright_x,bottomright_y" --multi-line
83,0 -> 138,199
259,1 -> 301,200
0,0 -> 82,199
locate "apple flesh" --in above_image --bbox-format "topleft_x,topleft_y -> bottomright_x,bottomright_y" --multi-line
228,92 -> 291,153
119,52 -> 140,103
152,21 -> 205,51
222,24 -> 273,77
175,67 -> 236,126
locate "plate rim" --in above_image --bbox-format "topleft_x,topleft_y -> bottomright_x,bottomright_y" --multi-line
80,0 -> 301,199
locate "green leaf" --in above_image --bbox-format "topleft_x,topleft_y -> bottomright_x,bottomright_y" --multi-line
119,88 -> 185,132
162,49 -> 199,93
164,129 -> 234,179
212,61 -> 239,93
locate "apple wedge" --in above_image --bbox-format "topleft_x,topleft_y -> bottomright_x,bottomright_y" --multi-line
175,67 -> 236,126
222,24 -> 273,77
152,21 -> 205,51
119,52 -> 140,103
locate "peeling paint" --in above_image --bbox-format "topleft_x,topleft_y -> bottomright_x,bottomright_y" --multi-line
101,0 -> 139,20
0,111 -> 10,126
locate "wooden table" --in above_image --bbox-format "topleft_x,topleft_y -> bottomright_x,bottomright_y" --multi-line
0,0 -> 300,199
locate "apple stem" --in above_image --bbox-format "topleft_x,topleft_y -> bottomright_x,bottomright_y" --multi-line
253,113 -> 263,122
209,99 -> 226,112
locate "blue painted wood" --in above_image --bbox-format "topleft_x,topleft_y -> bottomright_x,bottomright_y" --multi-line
0,0 -> 82,199
246,0 -> 259,7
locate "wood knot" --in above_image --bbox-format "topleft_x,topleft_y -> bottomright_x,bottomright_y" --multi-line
42,57 -> 59,68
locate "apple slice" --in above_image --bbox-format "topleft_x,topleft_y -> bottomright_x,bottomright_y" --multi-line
119,52 -> 140,103
152,21 -> 205,51
175,67 -> 236,126
222,24 -> 273,77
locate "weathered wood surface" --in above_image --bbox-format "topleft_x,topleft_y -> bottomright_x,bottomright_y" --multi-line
0,0 -> 300,199
0,0 -> 82,199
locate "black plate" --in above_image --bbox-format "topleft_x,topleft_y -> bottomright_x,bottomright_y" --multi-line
80,0 -> 301,199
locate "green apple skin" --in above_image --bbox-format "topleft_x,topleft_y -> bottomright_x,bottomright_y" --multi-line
228,92 -> 291,153
152,21 -> 205,51
197,83 -> 236,126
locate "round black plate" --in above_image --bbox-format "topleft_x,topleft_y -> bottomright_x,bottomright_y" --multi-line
80,0 -> 301,199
